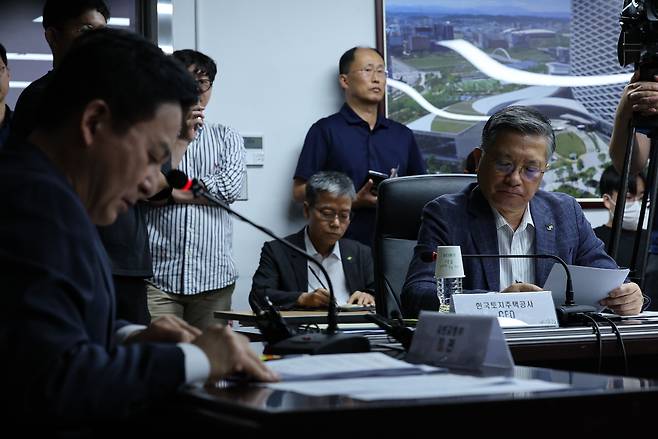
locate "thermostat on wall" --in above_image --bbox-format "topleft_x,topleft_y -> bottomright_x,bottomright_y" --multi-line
243,134 -> 264,167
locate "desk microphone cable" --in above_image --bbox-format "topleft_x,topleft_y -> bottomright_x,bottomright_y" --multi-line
592,314 -> 628,375
580,313 -> 603,374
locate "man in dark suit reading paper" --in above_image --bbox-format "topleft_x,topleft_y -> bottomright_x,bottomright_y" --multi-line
0,28 -> 276,434
250,172 -> 375,311
401,106 -> 644,318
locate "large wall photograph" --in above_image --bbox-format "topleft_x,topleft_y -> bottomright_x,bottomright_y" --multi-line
383,0 -> 632,199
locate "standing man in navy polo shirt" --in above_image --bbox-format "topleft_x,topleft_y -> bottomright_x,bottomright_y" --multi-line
293,46 -> 426,247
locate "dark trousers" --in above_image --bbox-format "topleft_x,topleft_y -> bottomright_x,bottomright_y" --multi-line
114,276 -> 151,325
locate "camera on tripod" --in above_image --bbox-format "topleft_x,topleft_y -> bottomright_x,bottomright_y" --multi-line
619,0 -> 658,128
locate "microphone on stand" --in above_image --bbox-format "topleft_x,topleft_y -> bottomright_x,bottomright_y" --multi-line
420,251 -> 596,326
166,170 -> 370,354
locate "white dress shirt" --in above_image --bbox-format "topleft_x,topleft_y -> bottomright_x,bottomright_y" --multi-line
117,325 -> 210,384
492,204 -> 536,290
304,229 -> 351,304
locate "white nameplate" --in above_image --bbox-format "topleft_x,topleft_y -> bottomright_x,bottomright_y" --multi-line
452,291 -> 558,327
406,312 -> 514,375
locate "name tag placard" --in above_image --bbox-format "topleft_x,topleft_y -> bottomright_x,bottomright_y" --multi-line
452,291 -> 558,327
406,312 -> 514,375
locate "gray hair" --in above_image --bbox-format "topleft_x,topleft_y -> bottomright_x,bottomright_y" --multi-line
305,171 -> 356,206
481,106 -> 555,161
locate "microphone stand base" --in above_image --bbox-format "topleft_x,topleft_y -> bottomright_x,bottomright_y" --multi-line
556,304 -> 598,326
264,332 -> 371,355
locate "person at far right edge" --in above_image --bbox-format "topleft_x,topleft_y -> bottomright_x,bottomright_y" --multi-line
609,70 -> 658,309
292,46 -> 426,247
401,106 -> 645,318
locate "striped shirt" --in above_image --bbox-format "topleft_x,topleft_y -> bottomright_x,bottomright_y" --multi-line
492,204 -> 536,290
145,123 -> 246,294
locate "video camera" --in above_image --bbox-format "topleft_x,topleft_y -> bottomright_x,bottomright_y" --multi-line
619,1 -> 658,129
619,0 -> 658,68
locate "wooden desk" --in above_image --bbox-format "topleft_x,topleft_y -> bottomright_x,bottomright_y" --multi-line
176,366 -> 658,434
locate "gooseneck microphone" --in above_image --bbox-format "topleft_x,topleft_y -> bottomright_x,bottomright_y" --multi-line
166,170 -> 370,354
420,251 -> 596,325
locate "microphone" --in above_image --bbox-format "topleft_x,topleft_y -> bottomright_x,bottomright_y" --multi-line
364,310 -> 414,351
420,251 -> 596,325
166,170 -> 370,354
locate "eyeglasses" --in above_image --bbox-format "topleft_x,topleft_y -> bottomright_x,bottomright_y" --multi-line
493,159 -> 547,182
350,66 -> 389,77
312,207 -> 354,223
196,78 -> 213,93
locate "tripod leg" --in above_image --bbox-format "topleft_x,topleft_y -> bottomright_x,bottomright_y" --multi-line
608,122 -> 635,260
632,133 -> 658,289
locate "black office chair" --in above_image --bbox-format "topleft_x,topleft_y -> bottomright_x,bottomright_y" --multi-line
373,174 -> 477,318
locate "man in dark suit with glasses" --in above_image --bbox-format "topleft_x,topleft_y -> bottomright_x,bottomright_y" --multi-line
250,171 -> 375,311
402,106 -> 645,318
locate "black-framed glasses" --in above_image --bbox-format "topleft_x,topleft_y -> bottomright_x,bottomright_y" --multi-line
196,78 -> 213,93
312,207 -> 354,223
493,159 -> 547,182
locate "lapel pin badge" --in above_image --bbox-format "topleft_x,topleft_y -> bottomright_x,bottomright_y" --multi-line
546,224 -> 554,231
346,256 -> 353,261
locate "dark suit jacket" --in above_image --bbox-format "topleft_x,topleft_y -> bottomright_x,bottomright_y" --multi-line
249,229 -> 374,311
0,144 -> 184,426
401,183 -> 618,318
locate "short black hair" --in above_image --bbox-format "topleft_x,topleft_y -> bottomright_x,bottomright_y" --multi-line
36,28 -> 198,134
42,0 -> 110,30
599,165 -> 646,197
172,49 -> 218,83
0,42 -> 7,67
339,46 -> 385,75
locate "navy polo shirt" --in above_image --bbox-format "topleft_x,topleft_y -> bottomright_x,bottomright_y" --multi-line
294,103 -> 426,246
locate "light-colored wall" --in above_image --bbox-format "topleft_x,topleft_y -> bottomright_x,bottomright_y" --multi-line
170,0 -> 609,311
172,0 -> 377,310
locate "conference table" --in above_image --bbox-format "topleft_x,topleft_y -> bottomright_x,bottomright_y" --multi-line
177,359 -> 658,434
216,310 -> 658,378
171,310 -> 658,433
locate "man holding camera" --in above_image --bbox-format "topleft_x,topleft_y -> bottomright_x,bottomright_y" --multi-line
609,70 -> 658,309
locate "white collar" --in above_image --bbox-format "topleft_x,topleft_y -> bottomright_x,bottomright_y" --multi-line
492,203 -> 534,233
304,227 -> 341,261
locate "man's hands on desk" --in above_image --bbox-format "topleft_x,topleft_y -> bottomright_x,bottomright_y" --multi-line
296,288 -> 375,308
125,315 -> 278,383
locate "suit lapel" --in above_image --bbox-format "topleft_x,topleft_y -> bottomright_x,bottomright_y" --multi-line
531,195 -> 558,286
467,187 -> 500,291
339,240 -> 358,292
287,229 -> 309,291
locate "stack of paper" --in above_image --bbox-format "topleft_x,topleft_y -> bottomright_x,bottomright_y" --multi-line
266,373 -> 569,400
266,352 -> 442,381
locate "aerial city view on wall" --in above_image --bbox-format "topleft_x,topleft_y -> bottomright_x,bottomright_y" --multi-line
385,0 -> 633,198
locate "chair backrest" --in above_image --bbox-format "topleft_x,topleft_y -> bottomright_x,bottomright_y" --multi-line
373,174 -> 477,318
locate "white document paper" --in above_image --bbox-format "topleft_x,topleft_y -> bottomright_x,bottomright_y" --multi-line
266,352 -> 442,381
543,264 -> 629,312
265,374 -> 569,401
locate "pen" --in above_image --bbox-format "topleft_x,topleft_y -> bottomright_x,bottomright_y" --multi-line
309,266 -> 336,305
